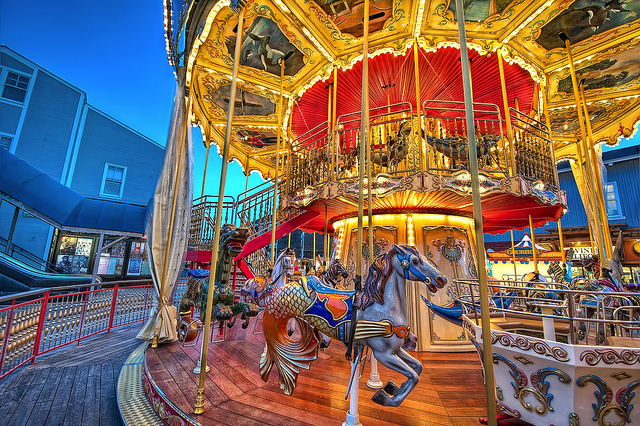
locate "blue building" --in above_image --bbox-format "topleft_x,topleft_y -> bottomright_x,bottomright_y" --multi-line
0,46 -> 165,280
484,145 -> 640,278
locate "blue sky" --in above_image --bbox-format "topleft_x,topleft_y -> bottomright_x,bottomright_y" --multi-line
0,0 -> 262,199
0,1 -> 636,200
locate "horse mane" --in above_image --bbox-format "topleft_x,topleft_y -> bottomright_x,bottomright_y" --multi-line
356,246 -> 398,310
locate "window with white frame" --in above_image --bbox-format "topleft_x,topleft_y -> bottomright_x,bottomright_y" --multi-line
100,164 -> 126,198
2,72 -> 30,103
604,181 -> 623,219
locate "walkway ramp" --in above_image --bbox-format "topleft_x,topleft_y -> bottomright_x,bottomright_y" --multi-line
0,325 -> 141,425
0,149 -> 148,236
234,210 -> 319,280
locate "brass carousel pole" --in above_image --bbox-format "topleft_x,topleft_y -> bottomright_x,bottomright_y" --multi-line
346,1 -> 370,425
579,82 -> 612,258
529,215 -> 539,278
559,33 -> 607,261
194,4 -> 245,414
510,230 -> 518,280
270,58 -> 286,265
286,118 -> 293,199
558,219 -> 567,267
201,129 -> 211,197
365,72 -> 383,390
497,48 -> 516,176
413,40 -> 426,169
324,204 -> 329,266
455,1 -> 496,424
244,155 -> 250,193
325,83 -> 333,266
540,83 -> 568,269
332,66 -> 338,179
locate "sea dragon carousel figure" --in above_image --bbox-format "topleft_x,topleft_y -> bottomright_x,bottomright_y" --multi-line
177,224 -> 259,342
259,245 -> 447,407
240,254 -> 348,345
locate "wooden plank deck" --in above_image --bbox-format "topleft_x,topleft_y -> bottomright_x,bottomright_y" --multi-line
0,325 -> 141,426
147,324 -> 494,426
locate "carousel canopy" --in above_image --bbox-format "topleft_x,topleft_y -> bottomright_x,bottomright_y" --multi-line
166,0 -> 640,177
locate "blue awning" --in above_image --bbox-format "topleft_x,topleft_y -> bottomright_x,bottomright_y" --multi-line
1,149 -> 149,235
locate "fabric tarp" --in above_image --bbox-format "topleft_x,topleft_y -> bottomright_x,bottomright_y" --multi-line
137,79 -> 193,344
0,149 -> 148,234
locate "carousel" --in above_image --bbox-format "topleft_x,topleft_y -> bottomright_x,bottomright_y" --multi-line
118,0 -> 640,425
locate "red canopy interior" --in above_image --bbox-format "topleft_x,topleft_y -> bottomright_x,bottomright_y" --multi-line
292,47 -> 535,138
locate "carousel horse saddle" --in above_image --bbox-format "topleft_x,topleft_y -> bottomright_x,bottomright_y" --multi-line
302,275 -> 354,328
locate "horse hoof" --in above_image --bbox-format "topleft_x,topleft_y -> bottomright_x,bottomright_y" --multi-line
383,379 -> 400,396
371,389 -> 392,406
320,340 -> 330,349
372,389 -> 401,406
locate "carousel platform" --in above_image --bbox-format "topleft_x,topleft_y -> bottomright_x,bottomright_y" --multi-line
118,320 -> 496,426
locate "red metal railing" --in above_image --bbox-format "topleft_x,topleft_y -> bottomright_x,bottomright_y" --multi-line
0,279 -> 187,379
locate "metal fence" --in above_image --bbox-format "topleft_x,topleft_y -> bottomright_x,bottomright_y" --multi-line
0,279 -> 187,379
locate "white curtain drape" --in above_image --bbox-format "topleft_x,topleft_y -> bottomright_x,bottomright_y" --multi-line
137,79 -> 193,343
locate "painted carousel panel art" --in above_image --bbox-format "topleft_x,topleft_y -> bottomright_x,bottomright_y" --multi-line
446,0 -> 512,22
345,224 -> 398,282
225,16 -> 306,76
310,0 -> 395,37
535,0 -> 640,51
236,129 -> 278,149
206,85 -> 276,117
552,42 -> 640,100
419,224 -> 477,347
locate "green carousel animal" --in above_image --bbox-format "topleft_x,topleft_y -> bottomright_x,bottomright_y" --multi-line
177,224 -> 259,342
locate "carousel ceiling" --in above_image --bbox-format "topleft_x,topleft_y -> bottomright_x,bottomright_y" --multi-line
165,0 -> 640,176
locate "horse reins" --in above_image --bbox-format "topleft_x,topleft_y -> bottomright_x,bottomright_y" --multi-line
396,251 -> 429,283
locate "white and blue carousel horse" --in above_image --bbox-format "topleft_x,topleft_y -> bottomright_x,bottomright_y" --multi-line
259,245 -> 447,407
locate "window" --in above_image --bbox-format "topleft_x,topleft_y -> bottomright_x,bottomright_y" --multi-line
100,164 -> 126,198
1,136 -> 11,151
2,72 -> 30,103
604,181 -> 623,219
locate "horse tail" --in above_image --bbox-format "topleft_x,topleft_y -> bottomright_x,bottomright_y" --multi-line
260,310 -> 321,395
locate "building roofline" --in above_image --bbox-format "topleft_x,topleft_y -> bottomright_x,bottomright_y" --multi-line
85,105 -> 165,149
0,45 -> 87,95
1,45 -> 164,150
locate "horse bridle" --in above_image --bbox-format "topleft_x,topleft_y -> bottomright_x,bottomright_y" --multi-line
396,251 -> 429,282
